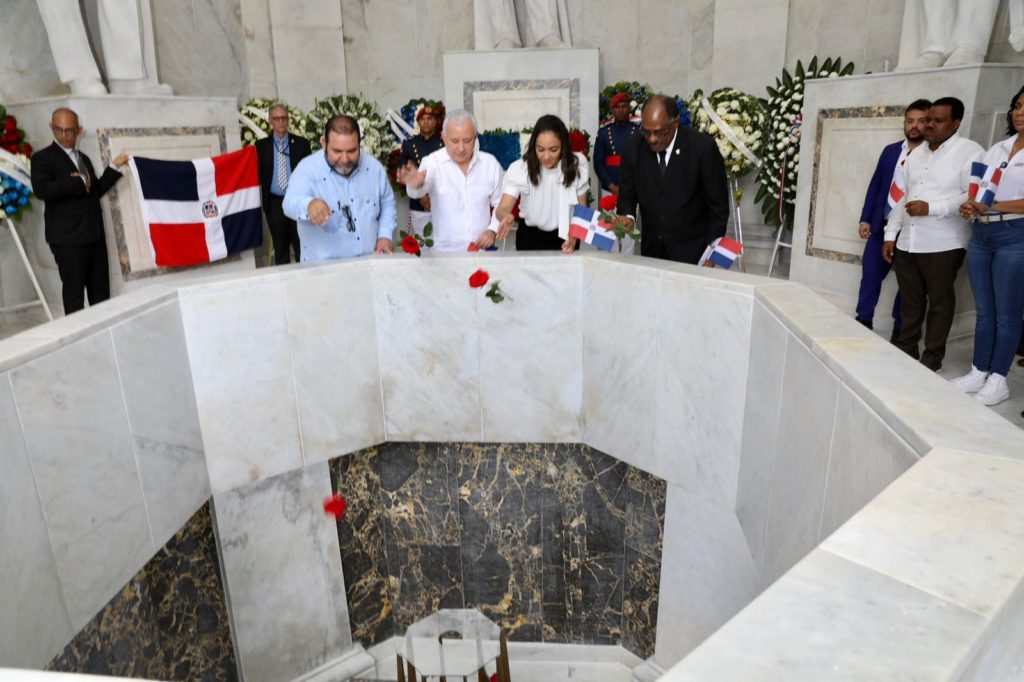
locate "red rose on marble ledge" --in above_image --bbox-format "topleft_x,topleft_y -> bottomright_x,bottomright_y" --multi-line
401,234 -> 421,257
468,269 -> 490,288
323,493 -> 347,520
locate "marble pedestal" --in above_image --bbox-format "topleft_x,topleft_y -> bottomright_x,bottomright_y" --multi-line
1,96 -> 255,325
443,48 -> 599,135
789,64 -> 1024,337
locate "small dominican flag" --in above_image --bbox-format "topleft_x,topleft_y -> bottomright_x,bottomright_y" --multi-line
969,161 -> 1006,206
129,147 -> 262,267
884,160 -> 907,218
698,236 -> 743,269
568,204 -> 617,252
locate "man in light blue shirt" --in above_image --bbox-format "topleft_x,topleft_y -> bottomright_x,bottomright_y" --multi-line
283,114 -> 395,261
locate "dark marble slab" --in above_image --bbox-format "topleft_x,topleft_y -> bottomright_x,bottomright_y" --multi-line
330,447 -> 395,646
46,502 -> 237,681
331,442 -> 665,655
622,547 -> 661,659
377,443 -> 464,631
457,443 -> 544,641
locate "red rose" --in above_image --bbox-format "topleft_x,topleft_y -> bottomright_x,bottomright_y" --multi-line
323,493 -> 347,520
469,269 -> 490,288
401,234 -> 421,256
3,116 -> 16,134
20,143 -> 32,156
599,194 -> 618,211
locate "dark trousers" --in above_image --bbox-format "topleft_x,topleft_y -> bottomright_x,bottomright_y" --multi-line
266,194 -> 300,264
50,240 -> 110,315
856,230 -> 901,331
515,219 -> 567,251
892,247 -> 965,370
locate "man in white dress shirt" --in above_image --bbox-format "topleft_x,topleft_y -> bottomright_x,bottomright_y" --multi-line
396,110 -> 503,252
883,97 -> 984,371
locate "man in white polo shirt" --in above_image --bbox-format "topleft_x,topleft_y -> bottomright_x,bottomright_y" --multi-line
883,97 -> 984,372
396,109 -> 503,252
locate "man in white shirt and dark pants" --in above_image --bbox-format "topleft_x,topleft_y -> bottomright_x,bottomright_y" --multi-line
884,97 -> 984,371
396,109 -> 503,252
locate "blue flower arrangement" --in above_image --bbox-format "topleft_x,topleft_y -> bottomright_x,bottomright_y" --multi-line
477,129 -> 523,170
0,172 -> 32,220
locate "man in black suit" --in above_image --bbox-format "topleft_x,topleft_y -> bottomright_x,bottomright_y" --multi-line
617,94 -> 730,264
31,107 -> 129,315
255,103 -> 311,264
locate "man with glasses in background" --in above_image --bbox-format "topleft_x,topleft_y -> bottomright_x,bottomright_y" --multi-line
31,107 -> 130,315
256,102 -> 311,264
283,114 -> 396,261
616,94 -> 730,264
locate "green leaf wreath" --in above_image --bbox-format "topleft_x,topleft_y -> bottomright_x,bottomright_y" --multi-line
755,56 -> 855,227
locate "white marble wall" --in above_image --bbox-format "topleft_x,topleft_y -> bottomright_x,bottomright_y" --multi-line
213,462 -> 352,682
2,254 -> 1024,681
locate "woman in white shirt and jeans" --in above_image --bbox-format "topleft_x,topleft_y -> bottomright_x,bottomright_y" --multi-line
495,115 -> 590,252
953,85 -> 1024,406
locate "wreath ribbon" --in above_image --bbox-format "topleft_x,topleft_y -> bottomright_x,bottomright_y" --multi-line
701,98 -> 761,168
0,148 -> 32,189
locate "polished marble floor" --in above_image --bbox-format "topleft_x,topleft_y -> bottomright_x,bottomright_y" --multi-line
941,333 -> 1024,428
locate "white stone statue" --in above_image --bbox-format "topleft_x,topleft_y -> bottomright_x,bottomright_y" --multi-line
474,0 -> 571,49
36,0 -> 172,96
897,0 -> 1024,69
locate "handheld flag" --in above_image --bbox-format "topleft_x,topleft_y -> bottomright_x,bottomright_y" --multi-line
969,161 -> 1005,207
884,158 -> 906,218
568,204 -> 617,252
698,236 -> 743,269
129,146 -> 262,267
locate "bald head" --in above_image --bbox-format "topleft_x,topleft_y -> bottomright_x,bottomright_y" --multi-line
50,107 -> 83,148
640,95 -> 679,153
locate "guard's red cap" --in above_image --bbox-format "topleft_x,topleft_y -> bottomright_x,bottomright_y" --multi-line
610,92 -> 630,107
416,106 -> 436,121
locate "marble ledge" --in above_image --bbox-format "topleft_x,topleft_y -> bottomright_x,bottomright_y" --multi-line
809,336 -> 1024,458
821,447 -> 1024,619
0,285 -> 177,373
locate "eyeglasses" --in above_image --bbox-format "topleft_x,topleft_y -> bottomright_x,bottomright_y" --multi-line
341,205 -> 355,232
51,125 -> 78,136
641,124 -> 675,139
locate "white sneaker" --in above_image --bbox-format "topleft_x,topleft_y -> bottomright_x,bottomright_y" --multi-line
950,366 -> 989,393
975,373 -> 1010,406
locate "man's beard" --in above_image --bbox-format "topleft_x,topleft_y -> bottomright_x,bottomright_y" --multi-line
331,161 -> 356,177
906,130 -> 924,141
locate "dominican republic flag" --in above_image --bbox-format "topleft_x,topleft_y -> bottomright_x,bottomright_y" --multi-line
568,204 -> 616,251
884,158 -> 907,218
129,147 -> 262,267
969,161 -> 1006,207
698,236 -> 743,269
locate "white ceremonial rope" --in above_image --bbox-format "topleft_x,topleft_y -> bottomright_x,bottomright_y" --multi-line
385,109 -> 416,143
0,148 -> 32,189
701,98 -> 761,168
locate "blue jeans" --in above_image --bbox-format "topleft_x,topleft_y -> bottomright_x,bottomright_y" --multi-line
968,217 -> 1024,376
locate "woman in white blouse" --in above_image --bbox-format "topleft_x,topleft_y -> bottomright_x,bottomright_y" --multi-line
495,115 -> 590,252
952,86 -> 1024,406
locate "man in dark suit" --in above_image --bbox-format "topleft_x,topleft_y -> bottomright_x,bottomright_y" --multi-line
617,94 -> 730,264
854,99 -> 930,338
256,103 -> 312,264
31,107 -> 129,315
